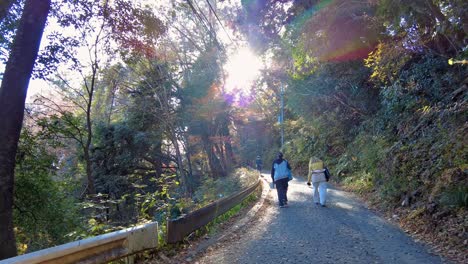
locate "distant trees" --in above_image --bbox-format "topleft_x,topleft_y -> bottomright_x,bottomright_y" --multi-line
163,1 -> 239,180
181,49 -> 229,178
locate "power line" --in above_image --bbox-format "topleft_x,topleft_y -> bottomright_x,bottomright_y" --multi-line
185,0 -> 212,38
185,0 -> 222,50
205,0 -> 235,45
192,0 -> 215,36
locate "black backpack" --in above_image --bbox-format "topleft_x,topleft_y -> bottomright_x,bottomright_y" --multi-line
324,167 -> 331,182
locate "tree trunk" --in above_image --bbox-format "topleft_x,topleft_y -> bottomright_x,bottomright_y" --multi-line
173,133 -> 193,195
202,133 -> 225,178
214,142 -> 226,172
218,113 -> 234,170
83,147 -> 95,195
182,135 -> 194,181
166,124 -> 192,195
84,62 -> 98,195
0,0 -> 50,260
225,137 -> 235,168
153,140 -> 163,181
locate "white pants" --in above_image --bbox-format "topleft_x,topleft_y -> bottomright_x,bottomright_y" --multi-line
312,181 -> 327,205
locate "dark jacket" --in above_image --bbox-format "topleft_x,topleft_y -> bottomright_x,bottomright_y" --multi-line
271,158 -> 291,183
255,158 -> 262,167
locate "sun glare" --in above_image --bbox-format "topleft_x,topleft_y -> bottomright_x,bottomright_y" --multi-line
224,47 -> 262,97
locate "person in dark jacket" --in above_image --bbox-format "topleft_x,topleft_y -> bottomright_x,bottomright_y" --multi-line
271,152 -> 292,208
255,155 -> 263,175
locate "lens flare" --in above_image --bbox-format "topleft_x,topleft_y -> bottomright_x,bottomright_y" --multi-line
289,0 -> 376,62
224,46 -> 262,105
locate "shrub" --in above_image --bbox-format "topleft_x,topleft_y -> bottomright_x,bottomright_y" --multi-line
440,186 -> 468,208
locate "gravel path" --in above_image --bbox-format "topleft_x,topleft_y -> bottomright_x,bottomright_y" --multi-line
194,175 -> 447,264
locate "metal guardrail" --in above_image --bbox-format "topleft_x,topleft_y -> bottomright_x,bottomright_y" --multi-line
0,177 -> 262,263
0,222 -> 158,264
166,179 -> 261,243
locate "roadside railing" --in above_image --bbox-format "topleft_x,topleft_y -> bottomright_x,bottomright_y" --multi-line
0,222 -> 158,264
166,178 -> 260,243
0,178 -> 261,264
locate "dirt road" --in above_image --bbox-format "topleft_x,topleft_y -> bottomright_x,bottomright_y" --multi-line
193,175 -> 447,264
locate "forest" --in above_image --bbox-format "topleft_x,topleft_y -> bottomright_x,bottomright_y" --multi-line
0,0 -> 466,262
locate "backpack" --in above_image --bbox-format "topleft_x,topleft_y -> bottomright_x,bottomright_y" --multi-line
324,167 -> 331,182
274,160 -> 290,181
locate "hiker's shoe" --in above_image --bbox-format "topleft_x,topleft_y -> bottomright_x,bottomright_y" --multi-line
321,204 -> 326,207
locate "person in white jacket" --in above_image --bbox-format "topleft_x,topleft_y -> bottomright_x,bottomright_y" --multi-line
306,157 -> 328,207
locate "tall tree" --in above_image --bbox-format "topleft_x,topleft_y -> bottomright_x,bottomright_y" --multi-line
376,0 -> 467,56
0,0 -> 51,259
35,0 -> 164,195
160,1 -> 236,179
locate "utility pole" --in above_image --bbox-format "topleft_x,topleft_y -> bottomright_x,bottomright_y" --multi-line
280,83 -> 284,149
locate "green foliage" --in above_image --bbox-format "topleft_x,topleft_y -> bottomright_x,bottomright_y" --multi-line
376,0 -> 467,56
284,61 -> 379,176
365,42 -> 412,84
440,186 -> 468,208
342,172 -> 374,195
290,41 -> 318,79
277,0 -> 467,216
92,123 -> 141,195
14,128 -> 80,253
91,121 -> 180,224
329,130 -> 387,192
36,112 -> 85,145
90,59 -> 181,222
281,118 -> 324,174
183,49 -> 221,101
287,61 -> 376,124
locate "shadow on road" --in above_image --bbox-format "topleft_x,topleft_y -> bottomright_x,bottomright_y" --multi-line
195,174 -> 447,264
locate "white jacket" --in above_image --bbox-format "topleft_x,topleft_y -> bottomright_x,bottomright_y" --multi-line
310,169 -> 326,183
